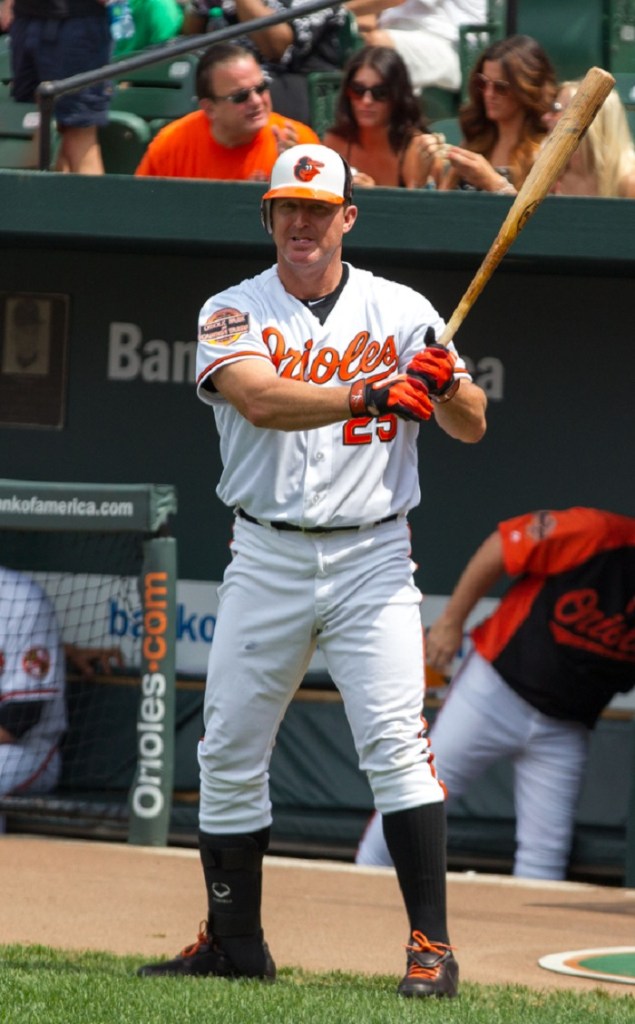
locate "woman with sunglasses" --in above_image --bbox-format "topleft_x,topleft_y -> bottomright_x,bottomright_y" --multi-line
436,35 -> 557,194
323,45 -> 443,189
545,82 -> 635,198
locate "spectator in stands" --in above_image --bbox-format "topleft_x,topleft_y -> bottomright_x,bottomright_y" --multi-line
323,44 -> 444,188
545,81 -> 635,198
112,0 -> 184,57
356,507 -> 635,880
4,0 -> 111,174
0,566 -> 66,798
348,0 -> 485,94
182,0 -> 348,124
135,43 -> 319,180
0,1 -> 11,31
435,34 -> 556,193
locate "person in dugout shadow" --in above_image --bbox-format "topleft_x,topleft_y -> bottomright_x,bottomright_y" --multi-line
356,507 -> 635,881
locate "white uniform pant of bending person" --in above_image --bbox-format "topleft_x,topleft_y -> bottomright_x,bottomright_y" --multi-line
198,516 -> 444,833
356,650 -> 590,880
0,741 -> 61,796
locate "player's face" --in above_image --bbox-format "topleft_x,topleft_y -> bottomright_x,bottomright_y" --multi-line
203,57 -> 272,144
271,198 -> 357,272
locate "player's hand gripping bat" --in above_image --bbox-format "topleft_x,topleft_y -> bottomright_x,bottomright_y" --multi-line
435,66 -> 616,348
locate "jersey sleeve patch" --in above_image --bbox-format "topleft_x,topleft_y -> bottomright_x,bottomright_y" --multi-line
22,647 -> 51,679
200,308 -> 250,345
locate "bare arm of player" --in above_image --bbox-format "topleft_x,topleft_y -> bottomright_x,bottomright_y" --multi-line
432,379 -> 487,443
426,529 -> 505,673
213,358 -> 357,430
212,355 -> 433,429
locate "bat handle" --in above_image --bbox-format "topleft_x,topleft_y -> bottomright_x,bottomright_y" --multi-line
436,309 -> 464,348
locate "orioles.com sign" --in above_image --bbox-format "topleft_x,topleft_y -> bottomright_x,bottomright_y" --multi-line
130,571 -> 170,820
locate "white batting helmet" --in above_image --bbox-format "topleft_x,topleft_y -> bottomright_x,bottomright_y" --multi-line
260,144 -> 353,234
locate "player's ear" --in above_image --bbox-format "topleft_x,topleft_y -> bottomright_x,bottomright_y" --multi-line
260,198 -> 273,235
342,202 -> 358,233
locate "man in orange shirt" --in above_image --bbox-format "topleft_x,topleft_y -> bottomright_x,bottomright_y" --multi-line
135,42 -> 320,180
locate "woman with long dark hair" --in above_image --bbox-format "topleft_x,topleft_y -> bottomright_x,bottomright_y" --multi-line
324,45 -> 443,188
438,34 -> 557,193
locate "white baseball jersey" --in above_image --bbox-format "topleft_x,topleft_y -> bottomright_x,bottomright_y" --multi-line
0,567 -> 67,745
196,263 -> 470,528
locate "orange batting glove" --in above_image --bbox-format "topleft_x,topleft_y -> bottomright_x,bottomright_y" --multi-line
349,374 -> 434,422
407,327 -> 459,403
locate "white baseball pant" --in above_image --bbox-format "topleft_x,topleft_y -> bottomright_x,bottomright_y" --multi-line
198,516 -> 445,834
356,651 -> 590,880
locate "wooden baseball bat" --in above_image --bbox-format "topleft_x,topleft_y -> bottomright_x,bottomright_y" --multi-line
437,65 -> 615,347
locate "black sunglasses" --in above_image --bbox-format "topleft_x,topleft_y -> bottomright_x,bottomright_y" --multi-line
211,79 -> 271,104
348,81 -> 390,102
474,72 -> 512,96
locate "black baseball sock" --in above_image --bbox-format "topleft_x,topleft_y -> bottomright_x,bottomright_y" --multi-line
382,801 -> 450,945
198,826 -> 270,975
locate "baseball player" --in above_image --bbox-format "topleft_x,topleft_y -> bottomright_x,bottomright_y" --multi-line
356,507 -> 635,880
138,144 -> 487,997
0,566 -> 67,796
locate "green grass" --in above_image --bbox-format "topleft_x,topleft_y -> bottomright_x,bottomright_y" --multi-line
0,945 -> 633,1024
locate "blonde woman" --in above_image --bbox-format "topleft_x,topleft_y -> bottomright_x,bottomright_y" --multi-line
546,81 -> 635,198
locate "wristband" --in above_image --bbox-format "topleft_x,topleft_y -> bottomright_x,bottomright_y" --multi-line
431,378 -> 460,404
349,379 -> 367,417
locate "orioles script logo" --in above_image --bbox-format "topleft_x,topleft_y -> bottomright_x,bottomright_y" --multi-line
294,156 -> 324,182
550,589 -> 635,661
263,328 -> 397,383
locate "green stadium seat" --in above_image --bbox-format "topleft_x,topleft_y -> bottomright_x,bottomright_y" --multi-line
0,95 -> 43,169
108,52 -> 198,135
613,72 -> 635,141
516,0 -> 604,80
457,1 -> 635,90
0,91 -> 150,172
338,7 -> 364,64
614,71 -> 635,109
0,33 -> 11,86
419,86 -> 460,122
605,0 -> 635,73
306,70 -> 342,140
428,116 -> 462,146
99,110 -> 152,174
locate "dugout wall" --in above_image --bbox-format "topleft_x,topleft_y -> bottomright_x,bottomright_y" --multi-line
0,171 -> 633,880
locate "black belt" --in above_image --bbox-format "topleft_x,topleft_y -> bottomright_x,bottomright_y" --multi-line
236,507 -> 399,534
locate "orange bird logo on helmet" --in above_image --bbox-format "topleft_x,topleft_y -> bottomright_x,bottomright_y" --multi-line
294,156 -> 324,183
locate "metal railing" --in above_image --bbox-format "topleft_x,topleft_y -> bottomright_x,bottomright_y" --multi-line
34,0 -> 343,170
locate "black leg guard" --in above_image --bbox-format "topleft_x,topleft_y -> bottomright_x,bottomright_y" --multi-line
382,802 -> 450,945
198,827 -> 272,977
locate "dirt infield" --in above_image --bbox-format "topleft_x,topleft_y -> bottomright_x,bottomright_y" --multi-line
1,834 -> 634,995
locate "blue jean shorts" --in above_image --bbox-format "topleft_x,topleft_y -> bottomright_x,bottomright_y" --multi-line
10,14 -> 111,127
